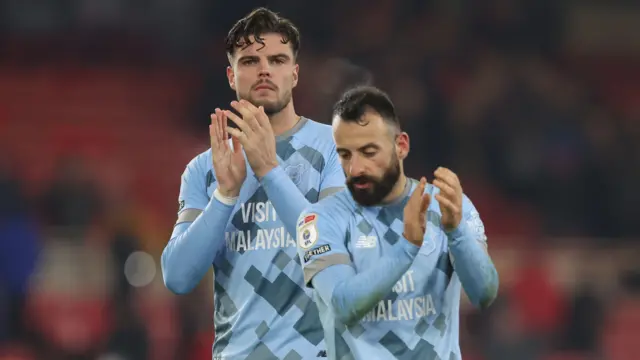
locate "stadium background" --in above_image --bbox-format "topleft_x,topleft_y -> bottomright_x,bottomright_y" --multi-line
1,1 -> 639,359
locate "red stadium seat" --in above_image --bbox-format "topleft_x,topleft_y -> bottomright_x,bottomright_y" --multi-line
0,343 -> 37,360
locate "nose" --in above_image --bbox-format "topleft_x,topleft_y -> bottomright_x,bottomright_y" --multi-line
258,60 -> 271,77
349,155 -> 366,177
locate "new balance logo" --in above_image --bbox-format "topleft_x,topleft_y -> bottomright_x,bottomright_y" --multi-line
317,350 -> 327,357
355,235 -> 377,249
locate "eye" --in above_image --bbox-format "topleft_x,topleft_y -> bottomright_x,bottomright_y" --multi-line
338,151 -> 351,160
272,58 -> 286,64
362,151 -> 377,158
242,59 -> 258,65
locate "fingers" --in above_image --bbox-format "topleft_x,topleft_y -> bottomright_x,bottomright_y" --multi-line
256,105 -> 270,128
237,100 -> 271,129
252,104 -> 269,128
239,99 -> 258,112
226,126 -> 249,146
409,177 -> 427,202
216,108 -> 230,151
215,109 -> 223,142
406,177 -> 427,219
231,100 -> 261,131
407,177 -> 426,206
435,193 -> 460,215
434,167 -> 461,190
404,178 -> 430,243
210,113 -> 220,149
420,193 -> 431,214
432,179 -> 458,200
225,109 -> 253,136
231,134 -> 243,154
433,167 -> 462,206
221,108 -> 228,141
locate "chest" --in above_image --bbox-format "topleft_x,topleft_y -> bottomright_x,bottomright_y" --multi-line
205,158 -> 320,203
347,209 -> 452,288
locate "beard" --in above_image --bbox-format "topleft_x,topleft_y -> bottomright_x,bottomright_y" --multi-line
239,87 -> 292,116
347,154 -> 401,207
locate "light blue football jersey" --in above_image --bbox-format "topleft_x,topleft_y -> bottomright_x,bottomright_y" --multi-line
179,117 -> 345,359
299,179 -> 487,360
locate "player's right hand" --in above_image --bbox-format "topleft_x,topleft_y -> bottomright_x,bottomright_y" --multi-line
403,177 -> 431,247
210,108 -> 246,198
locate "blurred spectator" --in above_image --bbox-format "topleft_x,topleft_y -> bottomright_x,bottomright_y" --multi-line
109,228 -> 142,302
509,248 -> 566,341
560,281 -> 604,355
619,268 -> 640,294
98,294 -> 150,360
480,296 -> 544,360
0,161 -> 39,344
39,156 -> 103,237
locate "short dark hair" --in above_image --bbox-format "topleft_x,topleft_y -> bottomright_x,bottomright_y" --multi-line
225,8 -> 300,60
333,85 -> 400,129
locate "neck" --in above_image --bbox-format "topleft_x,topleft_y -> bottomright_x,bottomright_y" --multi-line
269,101 -> 300,137
382,173 -> 408,204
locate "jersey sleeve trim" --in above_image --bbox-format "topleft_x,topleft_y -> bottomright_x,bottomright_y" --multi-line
303,252 -> 351,286
176,209 -> 202,224
319,187 -> 343,200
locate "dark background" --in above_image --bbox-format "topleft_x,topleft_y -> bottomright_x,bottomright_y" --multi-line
1,1 -> 639,359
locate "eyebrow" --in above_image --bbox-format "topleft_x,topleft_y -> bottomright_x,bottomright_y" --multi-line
237,55 -> 258,63
359,143 -> 380,151
269,53 -> 291,61
336,143 -> 380,153
237,53 -> 291,63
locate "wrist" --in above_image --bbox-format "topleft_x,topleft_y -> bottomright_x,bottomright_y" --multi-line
216,186 -> 240,198
401,233 -> 422,248
255,161 -> 279,180
213,188 -> 239,206
443,217 -> 462,234
399,235 -> 421,257
445,220 -> 468,243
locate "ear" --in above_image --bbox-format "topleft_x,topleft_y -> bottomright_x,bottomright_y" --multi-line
292,63 -> 299,88
226,66 -> 236,91
396,132 -> 410,161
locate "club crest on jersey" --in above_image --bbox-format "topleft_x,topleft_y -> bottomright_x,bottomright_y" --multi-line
178,200 -> 185,212
285,163 -> 305,185
297,213 -> 318,249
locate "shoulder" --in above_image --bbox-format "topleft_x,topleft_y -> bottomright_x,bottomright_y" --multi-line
182,148 -> 212,180
287,118 -> 339,175
304,190 -> 355,220
295,118 -> 335,145
303,118 -> 333,135
297,191 -> 355,249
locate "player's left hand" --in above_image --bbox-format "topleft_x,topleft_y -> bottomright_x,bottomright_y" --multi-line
433,167 -> 463,232
224,100 -> 279,178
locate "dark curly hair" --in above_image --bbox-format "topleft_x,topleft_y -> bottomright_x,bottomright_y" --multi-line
333,85 -> 401,130
225,8 -> 300,60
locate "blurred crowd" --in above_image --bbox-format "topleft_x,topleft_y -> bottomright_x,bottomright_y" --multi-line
1,1 -> 639,359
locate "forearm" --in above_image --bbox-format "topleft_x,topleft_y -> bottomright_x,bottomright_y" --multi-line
312,240 -> 419,325
260,166 -> 310,237
447,222 -> 499,309
161,196 -> 234,294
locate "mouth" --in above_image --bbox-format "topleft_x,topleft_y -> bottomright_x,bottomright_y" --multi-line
254,84 -> 275,91
353,180 -> 372,190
